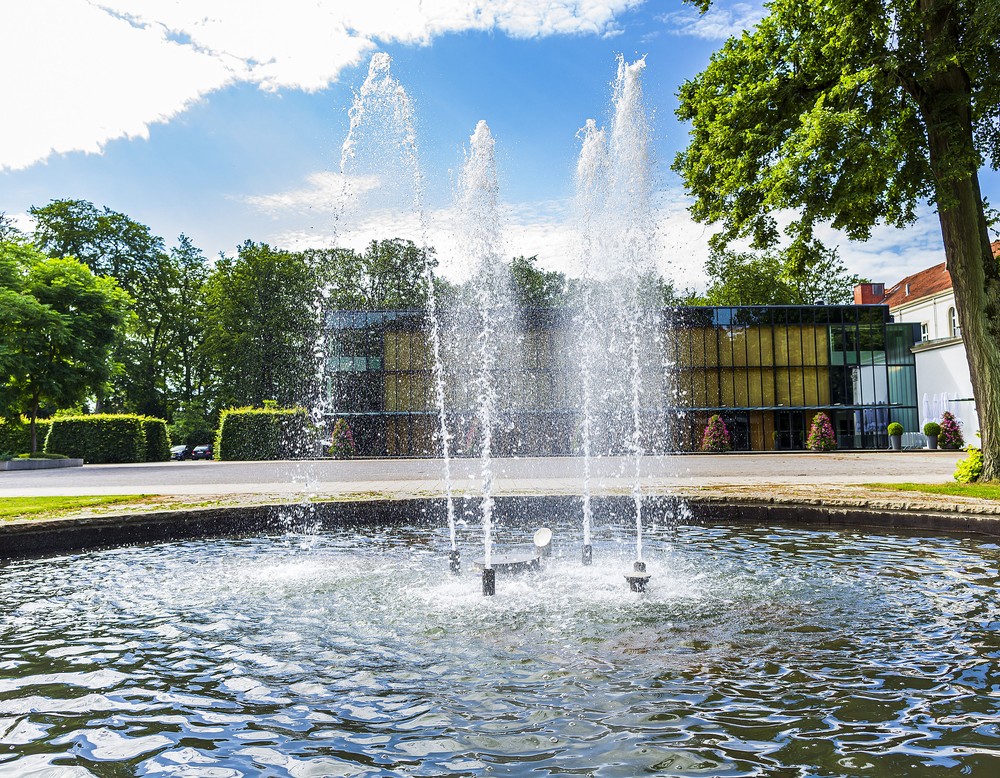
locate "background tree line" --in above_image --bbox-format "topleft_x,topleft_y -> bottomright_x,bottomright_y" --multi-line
1,198 -> 863,447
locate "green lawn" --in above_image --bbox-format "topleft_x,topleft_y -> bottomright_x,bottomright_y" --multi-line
866,483 -> 1000,500
0,495 -> 151,520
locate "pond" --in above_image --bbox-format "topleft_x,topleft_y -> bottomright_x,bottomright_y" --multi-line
1,520 -> 999,776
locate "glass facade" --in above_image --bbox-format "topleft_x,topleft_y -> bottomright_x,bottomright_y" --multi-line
326,305 -> 920,456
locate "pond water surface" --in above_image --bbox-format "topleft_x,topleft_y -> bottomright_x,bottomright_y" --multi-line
1,522 -> 999,776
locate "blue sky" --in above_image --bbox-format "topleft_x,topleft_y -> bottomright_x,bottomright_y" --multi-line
2,0 -> 996,288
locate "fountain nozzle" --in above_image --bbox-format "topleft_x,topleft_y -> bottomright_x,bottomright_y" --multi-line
625,560 -> 650,593
449,549 -> 461,575
482,567 -> 496,596
582,544 -> 593,566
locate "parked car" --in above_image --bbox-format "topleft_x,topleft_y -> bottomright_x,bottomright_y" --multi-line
190,445 -> 213,460
169,444 -> 191,461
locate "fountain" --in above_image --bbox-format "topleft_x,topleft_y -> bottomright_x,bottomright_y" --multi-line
338,54 -> 461,574
335,54 -> 661,596
0,53 -> 996,776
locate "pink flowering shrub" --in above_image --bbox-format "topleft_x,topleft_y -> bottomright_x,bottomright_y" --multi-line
330,418 -> 356,459
806,412 -> 837,452
701,415 -> 732,452
939,411 -> 964,450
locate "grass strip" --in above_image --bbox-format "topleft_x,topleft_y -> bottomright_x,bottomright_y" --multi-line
0,495 -> 152,521
866,483 -> 1000,500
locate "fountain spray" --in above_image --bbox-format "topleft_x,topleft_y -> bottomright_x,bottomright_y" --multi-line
342,54 -> 460,573
457,121 -> 508,596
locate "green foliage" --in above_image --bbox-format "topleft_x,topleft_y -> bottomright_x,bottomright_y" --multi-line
939,411 -> 965,449
329,418 -> 356,460
923,422 -> 941,436
0,418 -> 53,454
887,422 -> 904,437
203,242 -> 323,408
0,243 -> 130,451
955,447 -> 985,484
45,414 -> 148,464
30,199 -> 164,296
141,418 -> 171,462
703,245 -> 866,306
215,406 -> 315,461
701,415 -> 732,452
806,412 -> 837,452
309,238 -> 433,311
15,452 -> 67,459
672,0 -> 998,255
509,255 -> 569,308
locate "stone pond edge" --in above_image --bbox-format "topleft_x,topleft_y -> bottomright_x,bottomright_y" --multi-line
2,492 -> 998,561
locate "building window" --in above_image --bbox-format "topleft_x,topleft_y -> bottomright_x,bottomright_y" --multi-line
949,307 -> 960,338
920,322 -> 929,341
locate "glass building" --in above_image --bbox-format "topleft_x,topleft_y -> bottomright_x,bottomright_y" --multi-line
326,305 -> 920,456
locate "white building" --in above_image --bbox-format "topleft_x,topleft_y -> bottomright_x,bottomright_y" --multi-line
853,243 -> 1000,440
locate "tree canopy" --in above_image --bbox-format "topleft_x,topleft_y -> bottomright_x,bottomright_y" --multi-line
0,243 -> 130,451
674,0 -> 1000,478
701,246 -> 865,306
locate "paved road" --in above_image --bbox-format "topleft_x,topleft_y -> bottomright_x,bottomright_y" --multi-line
0,452 -> 966,497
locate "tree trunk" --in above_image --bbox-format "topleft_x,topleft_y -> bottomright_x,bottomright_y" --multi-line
921,0 -> 1000,481
29,393 -> 40,455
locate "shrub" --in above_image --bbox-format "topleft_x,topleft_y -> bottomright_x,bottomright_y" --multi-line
329,418 -> 356,459
954,446 -> 984,483
939,411 -> 964,450
141,418 -> 171,462
923,421 -> 941,437
45,415 -> 146,464
701,415 -> 732,452
806,412 -> 837,452
215,406 -> 315,461
887,422 -> 904,437
0,418 -> 54,454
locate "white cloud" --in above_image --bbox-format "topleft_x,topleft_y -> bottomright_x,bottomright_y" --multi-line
243,168 -> 947,291
0,0 -> 644,171
243,169 -> 712,283
660,2 -> 765,40
1,1 -> 237,172
242,172 -> 382,217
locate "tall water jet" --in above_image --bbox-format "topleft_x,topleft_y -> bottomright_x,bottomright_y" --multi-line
338,54 -> 460,569
574,119 -> 609,566
455,120 -> 511,595
608,56 -> 656,570
572,56 -> 658,584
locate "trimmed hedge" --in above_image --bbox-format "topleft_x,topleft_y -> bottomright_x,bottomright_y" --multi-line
0,418 -> 54,454
142,418 -> 171,462
215,406 -> 316,461
44,414 -> 168,464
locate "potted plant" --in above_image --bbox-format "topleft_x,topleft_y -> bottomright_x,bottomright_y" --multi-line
923,421 -> 941,450
701,414 -> 732,452
887,422 -> 904,451
939,411 -> 964,450
329,418 -> 356,460
806,412 -> 837,452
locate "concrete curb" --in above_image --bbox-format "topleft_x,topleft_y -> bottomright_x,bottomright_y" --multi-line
0,458 -> 83,471
2,493 -> 997,562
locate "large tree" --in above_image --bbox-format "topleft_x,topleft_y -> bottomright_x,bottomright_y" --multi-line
30,199 -> 163,296
0,243 -> 130,451
674,0 -> 1000,479
203,241 -> 324,408
703,245 -> 865,306
308,238 -> 434,311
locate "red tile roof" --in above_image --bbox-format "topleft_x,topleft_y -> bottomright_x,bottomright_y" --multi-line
882,240 -> 1000,308
882,263 -> 952,308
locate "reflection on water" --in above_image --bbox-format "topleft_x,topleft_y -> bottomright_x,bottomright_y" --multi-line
1,523 -> 1000,776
